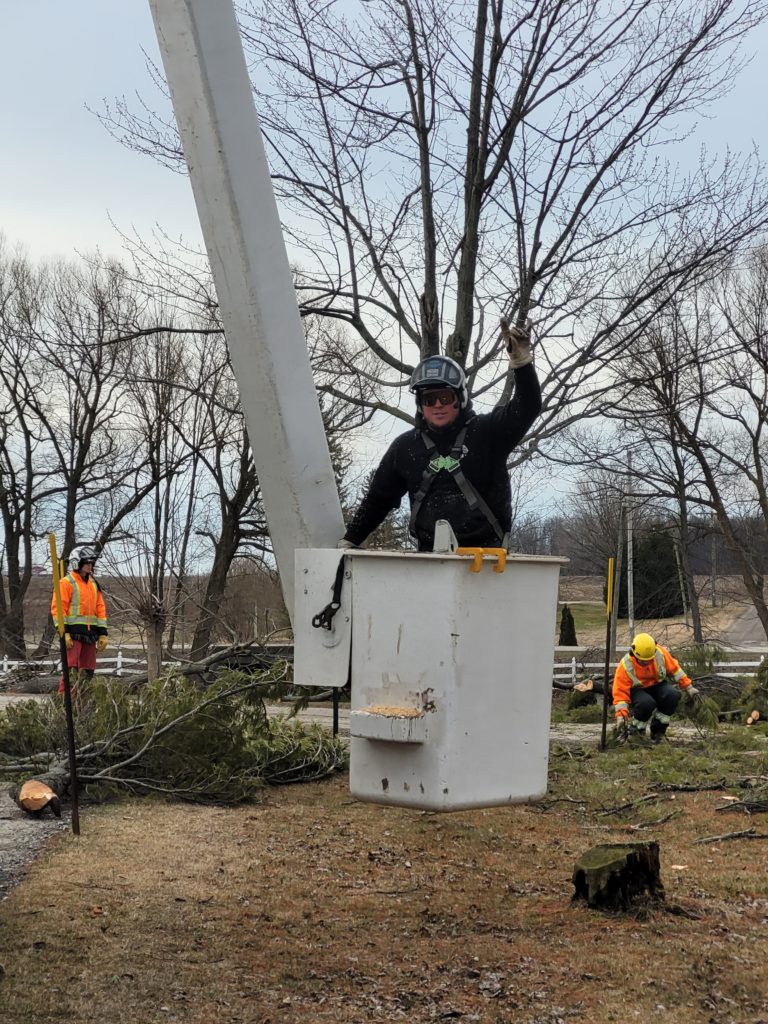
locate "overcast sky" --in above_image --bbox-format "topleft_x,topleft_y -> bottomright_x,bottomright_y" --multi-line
0,1 -> 202,261
2,3 -> 768,265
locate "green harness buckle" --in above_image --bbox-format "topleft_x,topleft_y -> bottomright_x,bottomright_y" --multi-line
428,454 -> 461,473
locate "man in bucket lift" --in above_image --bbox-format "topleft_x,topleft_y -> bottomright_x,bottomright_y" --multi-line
339,320 -> 541,551
613,632 -> 700,743
51,543 -> 109,694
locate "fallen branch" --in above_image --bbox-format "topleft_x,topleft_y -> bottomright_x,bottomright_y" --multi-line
2,668 -> 345,803
627,810 -> 681,830
662,903 -> 703,920
694,828 -> 768,844
715,800 -> 768,814
652,780 -> 727,793
599,794 -> 663,816
116,638 -> 287,688
552,679 -> 605,694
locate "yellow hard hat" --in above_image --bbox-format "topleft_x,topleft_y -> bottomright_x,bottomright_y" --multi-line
631,632 -> 657,660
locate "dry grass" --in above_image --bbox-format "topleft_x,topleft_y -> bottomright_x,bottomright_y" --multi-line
573,605 -> 746,652
2,731 -> 768,1024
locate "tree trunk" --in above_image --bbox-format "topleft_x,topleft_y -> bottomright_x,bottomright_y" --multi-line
572,842 -> 665,910
189,519 -> 237,661
0,604 -> 26,660
145,617 -> 165,681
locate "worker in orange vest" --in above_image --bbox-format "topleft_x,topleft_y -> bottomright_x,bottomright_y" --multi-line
51,543 -> 108,693
613,632 -> 699,743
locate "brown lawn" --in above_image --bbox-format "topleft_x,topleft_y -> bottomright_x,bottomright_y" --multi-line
1,734 -> 768,1024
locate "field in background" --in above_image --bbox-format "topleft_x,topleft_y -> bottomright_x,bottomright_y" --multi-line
561,602 -> 746,653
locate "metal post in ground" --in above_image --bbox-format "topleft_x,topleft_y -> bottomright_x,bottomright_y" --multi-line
600,556 -> 615,752
50,534 -> 80,836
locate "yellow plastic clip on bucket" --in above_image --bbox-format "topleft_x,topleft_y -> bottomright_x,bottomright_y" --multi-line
456,547 -> 507,573
456,547 -> 484,572
486,547 -> 507,573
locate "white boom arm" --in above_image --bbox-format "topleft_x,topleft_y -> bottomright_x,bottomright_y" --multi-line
148,0 -> 344,621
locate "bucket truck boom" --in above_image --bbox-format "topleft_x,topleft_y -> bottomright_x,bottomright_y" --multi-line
148,0 -> 344,622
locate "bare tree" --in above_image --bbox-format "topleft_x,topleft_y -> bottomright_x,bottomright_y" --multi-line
104,0 -> 768,450
605,259 -> 768,639
0,245 -> 50,657
186,392 -> 267,661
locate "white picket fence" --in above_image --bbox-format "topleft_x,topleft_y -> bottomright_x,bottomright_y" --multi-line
553,656 -> 767,685
1,649 -> 766,683
0,651 -> 177,678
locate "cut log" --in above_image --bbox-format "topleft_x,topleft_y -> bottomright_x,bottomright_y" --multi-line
567,679 -> 597,708
572,841 -> 665,910
11,779 -> 62,818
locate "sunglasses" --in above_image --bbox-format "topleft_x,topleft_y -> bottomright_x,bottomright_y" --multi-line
421,391 -> 458,407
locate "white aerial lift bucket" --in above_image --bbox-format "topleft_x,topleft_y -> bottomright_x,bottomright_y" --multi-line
295,545 -> 565,812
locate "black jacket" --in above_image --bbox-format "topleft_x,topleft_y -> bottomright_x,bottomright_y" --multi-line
344,362 -> 541,550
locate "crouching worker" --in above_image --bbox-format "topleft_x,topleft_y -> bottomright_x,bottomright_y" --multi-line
51,544 -> 108,695
613,632 -> 699,744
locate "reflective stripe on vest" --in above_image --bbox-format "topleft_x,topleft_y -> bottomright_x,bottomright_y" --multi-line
621,649 -> 667,687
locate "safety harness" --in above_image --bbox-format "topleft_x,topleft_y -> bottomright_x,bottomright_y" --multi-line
408,426 -> 505,544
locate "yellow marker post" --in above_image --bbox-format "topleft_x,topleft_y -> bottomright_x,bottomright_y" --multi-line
50,534 -> 80,835
600,556 -> 615,751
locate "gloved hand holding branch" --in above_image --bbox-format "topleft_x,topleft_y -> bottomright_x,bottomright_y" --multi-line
500,317 -> 533,369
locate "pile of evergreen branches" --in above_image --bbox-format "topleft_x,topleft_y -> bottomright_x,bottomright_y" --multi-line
0,667 -> 346,804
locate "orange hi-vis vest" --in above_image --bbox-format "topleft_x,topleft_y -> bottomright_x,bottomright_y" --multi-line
612,644 -> 691,714
51,571 -> 108,640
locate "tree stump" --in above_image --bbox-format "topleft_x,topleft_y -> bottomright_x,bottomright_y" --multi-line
567,679 -> 596,709
572,841 -> 665,910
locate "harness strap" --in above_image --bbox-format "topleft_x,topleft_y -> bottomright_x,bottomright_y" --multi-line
409,427 -> 505,544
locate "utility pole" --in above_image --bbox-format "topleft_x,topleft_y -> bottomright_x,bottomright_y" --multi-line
673,526 -> 689,626
627,452 -> 635,642
609,501 -> 624,660
711,513 -> 718,608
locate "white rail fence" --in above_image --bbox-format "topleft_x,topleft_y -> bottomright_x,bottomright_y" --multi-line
553,657 -> 766,686
0,652 -> 173,678
1,650 -> 766,683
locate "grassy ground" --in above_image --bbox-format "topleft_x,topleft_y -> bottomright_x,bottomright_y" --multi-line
1,727 -> 767,1023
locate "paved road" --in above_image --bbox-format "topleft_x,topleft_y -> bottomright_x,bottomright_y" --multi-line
0,692 -> 48,711
723,605 -> 768,649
